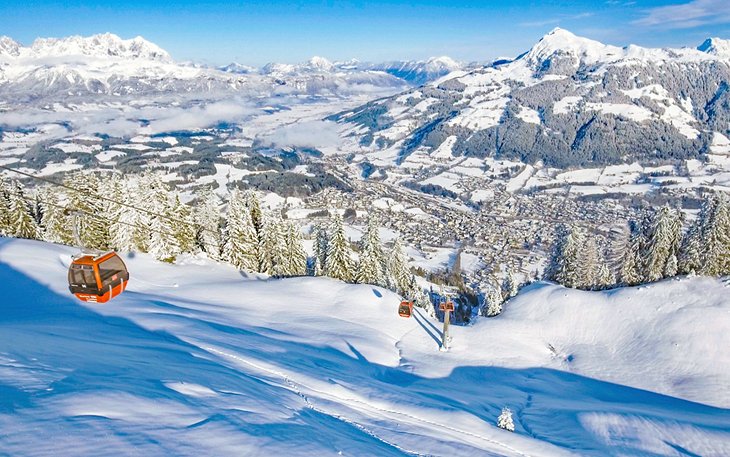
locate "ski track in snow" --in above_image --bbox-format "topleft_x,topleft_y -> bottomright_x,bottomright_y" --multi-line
204,344 -> 534,457
202,345 -> 426,457
1,239 -> 729,456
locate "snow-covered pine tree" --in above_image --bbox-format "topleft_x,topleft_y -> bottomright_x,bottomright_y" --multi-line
701,193 -> 730,276
356,217 -> 386,286
258,214 -> 287,276
106,175 -> 136,253
324,213 -> 353,282
194,186 -> 222,259
313,256 -> 323,276
64,172 -> 110,250
497,407 -> 515,432
387,237 -> 412,296
38,186 -> 72,245
243,190 -> 263,238
664,254 -> 678,278
595,263 -> 615,290
578,235 -> 600,289
8,180 -> 39,240
501,270 -> 519,300
619,220 -> 644,286
284,221 -> 307,276
643,206 -> 683,282
0,177 -> 12,236
129,173 -> 155,252
407,274 -> 430,310
30,191 -> 43,227
678,197 -> 711,275
171,194 -> 196,254
313,222 -> 329,275
148,181 -> 181,263
481,277 -> 504,317
222,190 -> 259,272
546,225 -> 584,289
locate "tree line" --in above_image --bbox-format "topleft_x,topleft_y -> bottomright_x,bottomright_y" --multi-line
0,172 -> 428,305
546,193 -> 730,290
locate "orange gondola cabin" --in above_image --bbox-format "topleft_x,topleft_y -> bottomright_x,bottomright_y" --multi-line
68,252 -> 129,303
398,300 -> 414,318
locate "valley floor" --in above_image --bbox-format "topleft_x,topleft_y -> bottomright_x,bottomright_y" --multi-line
0,239 -> 728,456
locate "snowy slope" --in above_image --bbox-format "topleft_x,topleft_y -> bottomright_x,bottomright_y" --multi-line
336,28 -> 730,169
1,238 -> 729,456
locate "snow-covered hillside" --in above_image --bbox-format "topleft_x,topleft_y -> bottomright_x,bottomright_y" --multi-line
335,28 -> 730,169
1,238 -> 728,456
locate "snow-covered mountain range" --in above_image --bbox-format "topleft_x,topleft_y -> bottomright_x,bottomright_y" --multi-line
0,33 -> 465,102
334,28 -> 730,168
223,55 -> 466,86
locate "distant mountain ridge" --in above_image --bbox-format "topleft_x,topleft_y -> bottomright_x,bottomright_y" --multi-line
332,28 -> 730,169
0,33 -> 171,62
0,34 -> 451,102
0,32 -> 467,103
221,55 -> 467,86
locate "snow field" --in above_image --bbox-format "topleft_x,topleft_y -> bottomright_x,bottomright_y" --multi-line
0,239 -> 728,456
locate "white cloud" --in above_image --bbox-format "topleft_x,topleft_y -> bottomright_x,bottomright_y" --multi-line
141,101 -> 255,135
258,120 -> 342,150
0,99 -> 256,138
635,0 -> 730,28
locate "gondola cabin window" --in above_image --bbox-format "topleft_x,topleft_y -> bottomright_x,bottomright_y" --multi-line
99,255 -> 127,287
68,264 -> 97,290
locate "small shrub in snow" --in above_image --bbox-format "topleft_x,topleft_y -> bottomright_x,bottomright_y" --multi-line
497,407 -> 514,432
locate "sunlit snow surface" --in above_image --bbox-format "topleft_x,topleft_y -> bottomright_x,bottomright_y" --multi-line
0,239 -> 729,456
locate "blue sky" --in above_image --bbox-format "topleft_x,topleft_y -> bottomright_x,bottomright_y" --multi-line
2,0 -> 730,65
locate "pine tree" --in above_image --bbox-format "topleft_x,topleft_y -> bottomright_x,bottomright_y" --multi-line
194,186 -> 222,259
244,190 -> 263,238
643,206 -> 683,282
313,256 -> 323,277
482,277 -> 504,317
0,177 -> 12,237
38,186 -> 72,245
130,173 -> 155,252
501,270 -> 519,300
8,180 -> 39,240
284,221 -> 307,276
546,225 -> 584,289
148,182 -> 180,263
579,235 -> 600,288
619,221 -> 644,286
356,217 -> 386,286
171,194 -> 196,254
258,214 -> 287,276
664,254 -> 678,278
106,175 -> 136,252
678,199 -> 709,275
64,172 -> 110,250
387,237 -> 412,295
407,274 -> 430,310
324,213 -> 353,282
313,222 -> 329,275
30,192 -> 43,227
497,408 -> 515,432
595,263 -> 615,290
222,190 -> 259,272
701,194 -> 730,276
